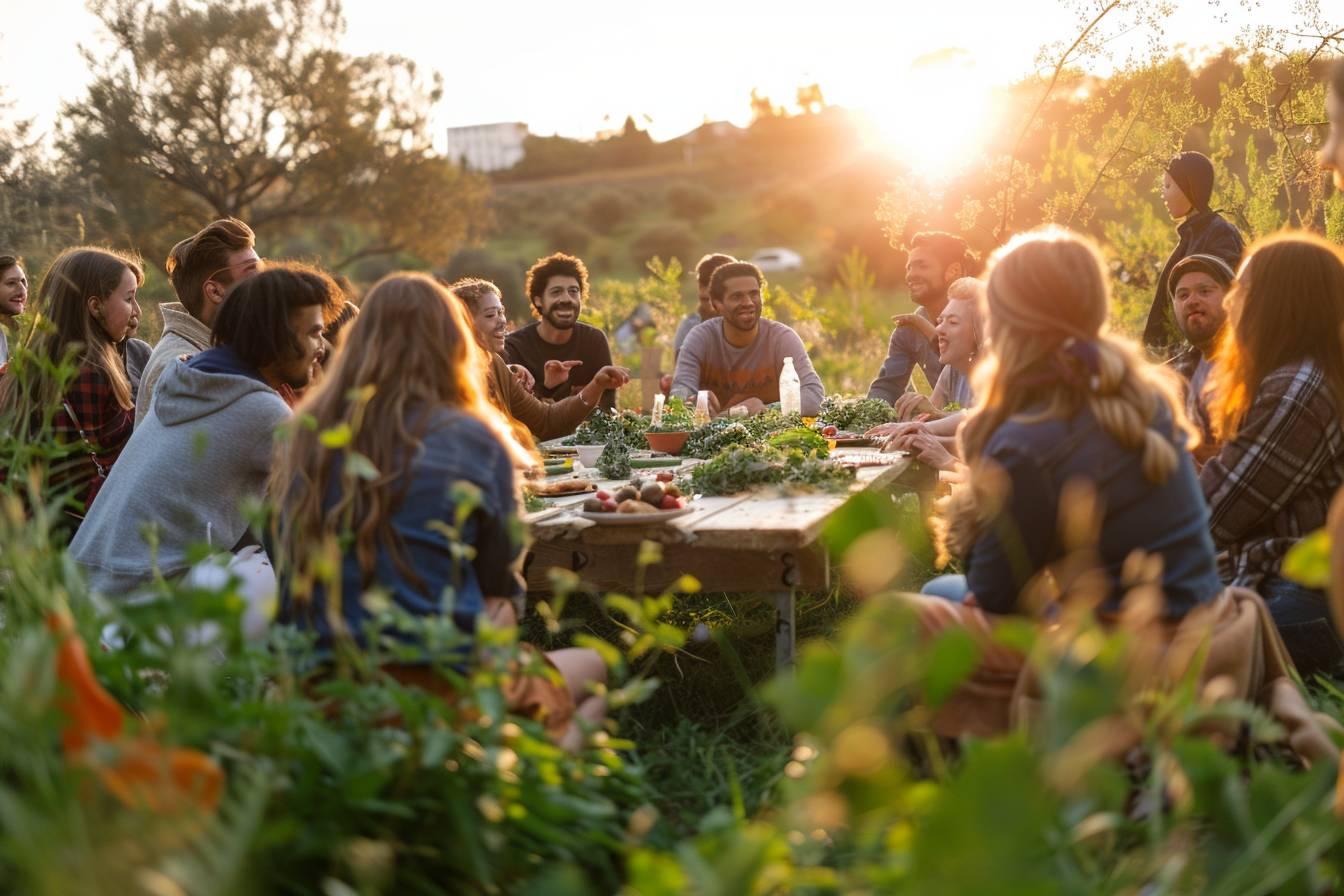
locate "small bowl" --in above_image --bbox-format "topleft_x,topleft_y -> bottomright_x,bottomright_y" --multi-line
645,431 -> 690,455
574,444 -> 605,468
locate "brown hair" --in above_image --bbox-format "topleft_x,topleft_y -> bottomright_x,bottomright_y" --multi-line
165,217 -> 256,318
910,231 -> 981,277
0,246 -> 143,416
211,264 -> 344,369
269,273 -> 533,602
695,253 -> 736,288
1332,58 -> 1344,98
0,254 -> 22,276
1207,232 -> 1344,442
525,253 -> 588,310
708,261 -> 766,301
446,277 -> 501,314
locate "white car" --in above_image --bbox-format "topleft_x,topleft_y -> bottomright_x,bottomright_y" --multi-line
749,247 -> 803,272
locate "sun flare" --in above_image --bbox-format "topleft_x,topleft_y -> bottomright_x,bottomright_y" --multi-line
860,49 -> 998,180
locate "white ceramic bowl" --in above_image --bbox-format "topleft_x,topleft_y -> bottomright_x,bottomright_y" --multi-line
574,444 -> 605,468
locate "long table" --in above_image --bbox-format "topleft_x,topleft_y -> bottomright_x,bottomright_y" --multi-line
523,448 -> 915,668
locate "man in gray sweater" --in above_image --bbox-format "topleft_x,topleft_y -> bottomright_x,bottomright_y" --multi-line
72,264 -> 342,597
671,261 -> 824,416
135,217 -> 263,426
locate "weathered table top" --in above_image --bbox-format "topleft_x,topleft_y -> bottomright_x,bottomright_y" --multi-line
525,448 -> 914,552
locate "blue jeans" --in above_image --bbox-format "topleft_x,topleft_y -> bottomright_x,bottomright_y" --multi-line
1260,575 -> 1344,680
921,574 -> 970,603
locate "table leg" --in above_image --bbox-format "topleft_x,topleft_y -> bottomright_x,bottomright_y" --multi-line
771,590 -> 796,670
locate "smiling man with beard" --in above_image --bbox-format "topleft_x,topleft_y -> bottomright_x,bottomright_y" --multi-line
867,232 -> 979,404
671,261 -> 824,416
505,253 -> 617,411
1167,254 -> 1234,461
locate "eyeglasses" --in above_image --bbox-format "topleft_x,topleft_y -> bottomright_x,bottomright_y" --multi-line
205,256 -> 267,284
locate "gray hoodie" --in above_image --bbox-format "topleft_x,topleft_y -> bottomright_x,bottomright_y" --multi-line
135,302 -> 213,427
71,357 -> 291,597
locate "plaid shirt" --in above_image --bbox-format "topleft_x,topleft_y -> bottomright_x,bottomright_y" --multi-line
1200,360 -> 1344,588
52,365 -> 133,511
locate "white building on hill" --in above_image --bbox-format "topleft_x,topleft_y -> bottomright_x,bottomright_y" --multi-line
445,122 -> 529,172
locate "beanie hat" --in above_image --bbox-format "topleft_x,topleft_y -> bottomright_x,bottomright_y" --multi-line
1168,253 -> 1236,298
1165,151 -> 1215,213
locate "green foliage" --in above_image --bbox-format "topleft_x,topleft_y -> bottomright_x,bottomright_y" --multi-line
584,190 -> 635,235
596,436 -> 632,479
665,183 -> 716,223
687,446 -> 854,496
817,396 -> 900,433
564,408 -> 649,450
647,397 -> 695,433
543,216 -> 593,256
766,426 -> 830,459
629,222 -> 698,272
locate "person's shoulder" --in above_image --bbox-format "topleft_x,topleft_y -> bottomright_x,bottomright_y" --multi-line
986,411 -> 1068,453
505,322 -> 539,345
575,320 -> 611,343
422,406 -> 500,449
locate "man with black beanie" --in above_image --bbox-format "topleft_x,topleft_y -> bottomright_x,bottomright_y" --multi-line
1142,150 -> 1244,350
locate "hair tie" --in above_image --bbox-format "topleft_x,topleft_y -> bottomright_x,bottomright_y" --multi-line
1060,338 -> 1102,392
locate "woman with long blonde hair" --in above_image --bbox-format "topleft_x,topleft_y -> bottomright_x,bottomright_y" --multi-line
920,227 -> 1222,619
0,246 -> 143,518
270,272 -> 605,750
1200,232 -> 1344,676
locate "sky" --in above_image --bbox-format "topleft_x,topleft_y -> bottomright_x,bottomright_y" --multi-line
0,0 -> 1320,165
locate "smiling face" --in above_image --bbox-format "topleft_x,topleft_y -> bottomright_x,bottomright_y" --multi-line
0,264 -> 27,318
535,275 -> 582,330
1162,172 -> 1193,219
471,287 -> 509,353
905,246 -> 954,306
934,296 -> 977,367
713,275 -> 763,334
92,266 -> 142,343
1172,270 -> 1229,352
1322,84 -> 1344,192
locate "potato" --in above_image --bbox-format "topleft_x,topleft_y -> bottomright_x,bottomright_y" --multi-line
639,483 -> 665,505
582,498 -> 604,513
616,499 -> 659,513
664,483 -> 682,498
614,485 -> 638,502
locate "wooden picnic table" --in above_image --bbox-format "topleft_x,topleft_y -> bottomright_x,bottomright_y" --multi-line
523,447 -> 916,668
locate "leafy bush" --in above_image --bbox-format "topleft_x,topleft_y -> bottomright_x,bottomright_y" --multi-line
630,223 -> 697,271
584,190 -> 635,236
665,183 -> 716,223
542,217 -> 593,257
442,248 -> 529,319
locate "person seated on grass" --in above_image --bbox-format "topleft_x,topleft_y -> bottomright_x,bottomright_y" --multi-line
450,277 -> 629,442
137,217 -> 262,426
70,264 -> 341,598
270,273 -> 607,751
670,261 -> 824,417
0,247 -> 144,523
1199,233 -> 1344,678
904,227 -> 1224,684
1165,254 -> 1234,464
867,232 -> 979,404
504,252 -> 618,411
869,278 -> 985,472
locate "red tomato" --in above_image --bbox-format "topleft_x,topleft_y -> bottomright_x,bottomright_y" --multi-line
822,425 -> 838,437
595,489 -> 611,501
601,499 -> 618,513
655,471 -> 675,482
659,494 -> 682,510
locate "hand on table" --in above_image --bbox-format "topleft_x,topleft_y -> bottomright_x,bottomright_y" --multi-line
725,396 -> 767,416
508,364 -> 535,391
543,359 -> 583,389
892,429 -> 957,470
866,420 -> 927,441
893,391 -> 939,421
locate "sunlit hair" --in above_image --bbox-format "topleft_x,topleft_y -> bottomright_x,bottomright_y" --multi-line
525,253 -> 588,313
1207,232 -> 1344,443
944,277 -> 985,358
446,276 -> 500,314
212,264 -> 344,368
165,217 -> 255,318
708,261 -> 766,302
269,273 -> 534,598
961,228 -> 1190,485
0,246 -> 143,417
910,231 -> 982,277
0,254 -> 23,281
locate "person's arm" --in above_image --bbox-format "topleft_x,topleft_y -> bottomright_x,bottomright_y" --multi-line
504,333 -> 558,403
963,443 -> 1059,616
923,410 -> 965,438
133,351 -> 165,427
780,329 -> 824,417
590,330 -> 617,410
495,355 -> 595,442
670,326 -> 706,403
1200,367 -> 1340,548
866,328 -> 920,404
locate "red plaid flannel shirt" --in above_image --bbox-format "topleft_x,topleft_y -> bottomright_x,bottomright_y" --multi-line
52,365 -> 133,511
1200,360 -> 1344,588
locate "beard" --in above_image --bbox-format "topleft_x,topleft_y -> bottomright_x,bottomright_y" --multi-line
543,303 -> 579,330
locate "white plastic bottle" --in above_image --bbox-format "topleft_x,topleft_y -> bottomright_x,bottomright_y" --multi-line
779,357 -> 801,416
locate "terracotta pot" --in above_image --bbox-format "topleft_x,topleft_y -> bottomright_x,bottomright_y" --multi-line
645,431 -> 689,454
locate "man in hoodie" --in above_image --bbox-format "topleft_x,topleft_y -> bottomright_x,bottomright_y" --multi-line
72,264 -> 341,597
1142,151 -> 1244,352
135,217 -> 262,426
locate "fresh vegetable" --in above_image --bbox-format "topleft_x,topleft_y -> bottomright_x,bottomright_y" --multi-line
688,446 -> 855,496
766,426 -> 830,459
646,396 -> 696,433
564,409 -> 649,450
616,499 -> 660,514
596,437 -> 632,479
817,396 -> 899,433
524,492 -> 548,513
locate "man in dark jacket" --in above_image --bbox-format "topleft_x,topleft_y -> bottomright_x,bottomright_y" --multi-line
1142,151 -> 1244,351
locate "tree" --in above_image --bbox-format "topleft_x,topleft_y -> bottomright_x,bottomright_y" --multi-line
60,0 -> 490,270
0,88 -> 95,260
584,190 -> 634,235
630,222 -> 697,270
665,183 -> 716,223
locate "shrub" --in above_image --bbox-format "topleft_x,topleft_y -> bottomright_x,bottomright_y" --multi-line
543,217 -> 593,257
630,222 -> 697,270
584,190 -> 635,235
665,183 -> 716,223
442,247 -> 528,318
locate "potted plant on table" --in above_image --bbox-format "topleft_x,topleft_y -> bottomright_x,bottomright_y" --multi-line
644,396 -> 696,455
